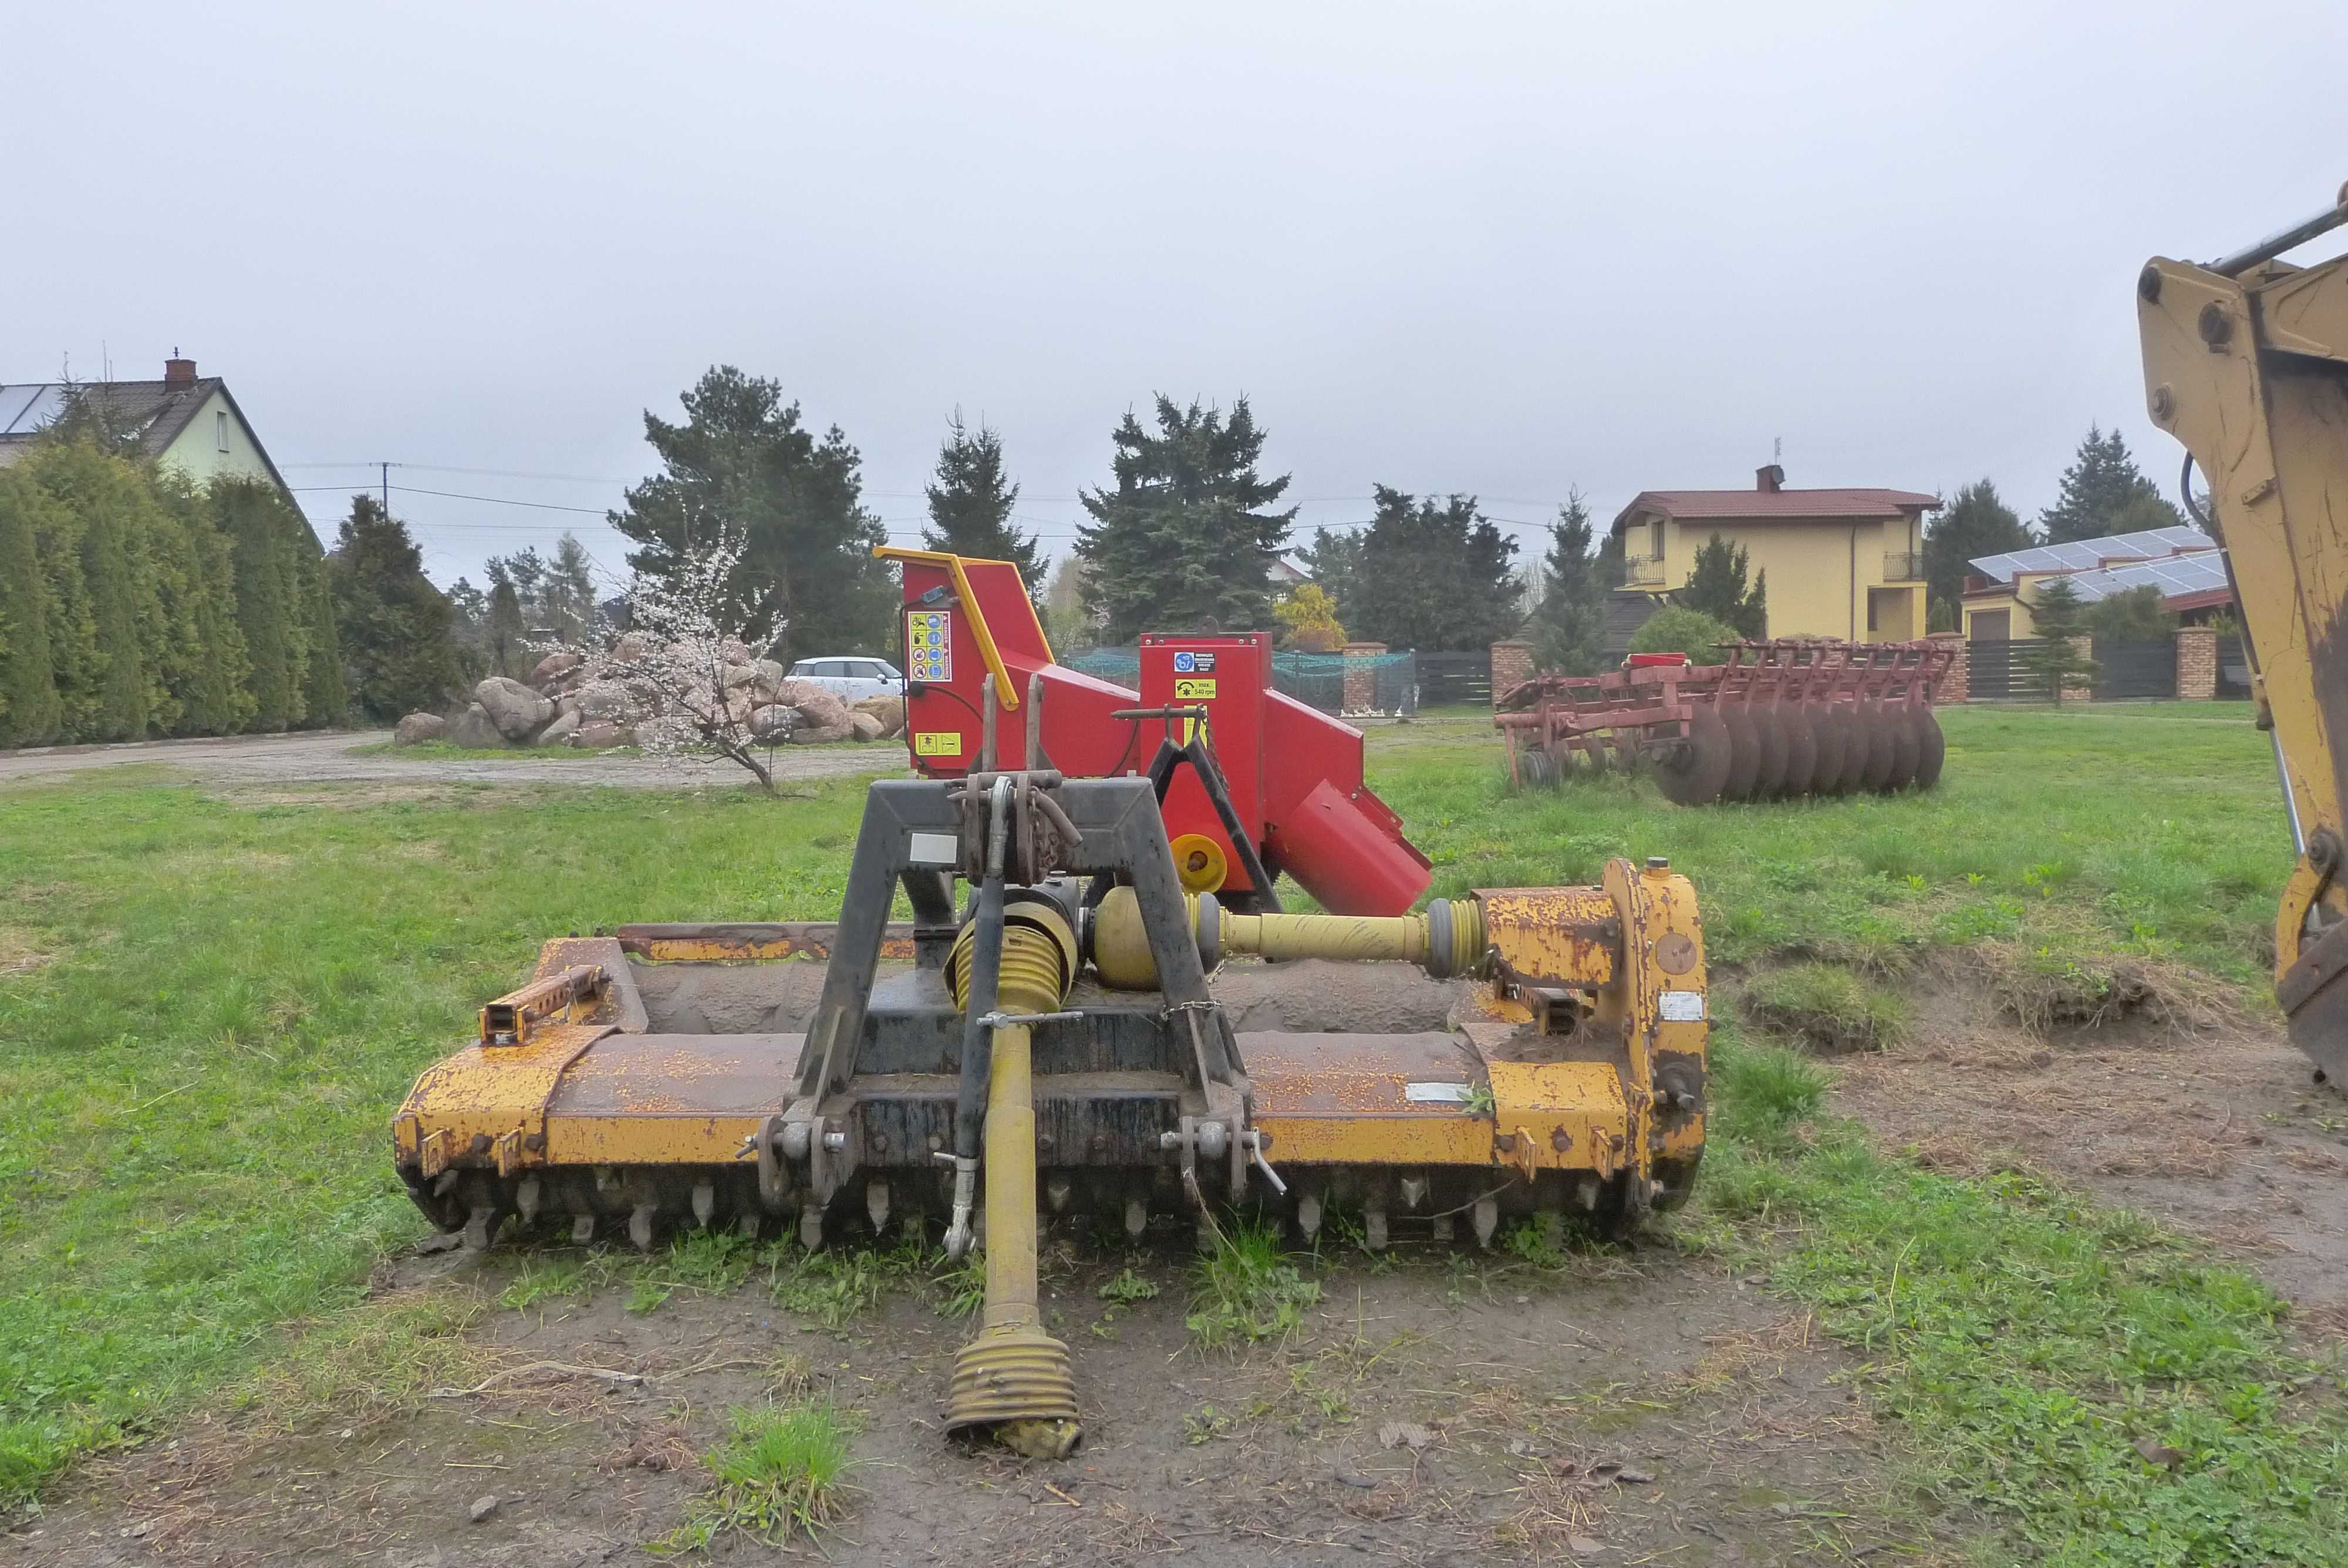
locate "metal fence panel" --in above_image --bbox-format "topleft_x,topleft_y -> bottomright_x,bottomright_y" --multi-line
1413,650 -> 1492,708
2217,636 -> 2253,699
2091,638 -> 2177,700
1966,638 -> 2045,699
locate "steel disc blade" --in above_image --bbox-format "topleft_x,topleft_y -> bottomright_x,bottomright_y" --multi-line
1880,706 -> 1922,791
1719,705 -> 1761,800
1857,701 -> 1897,791
1776,698 -> 1819,796
1806,699 -> 1848,796
1914,709 -> 1946,790
1520,746 -> 1558,788
1751,705 -> 1789,796
1835,701 -> 1873,793
1655,709 -> 1732,805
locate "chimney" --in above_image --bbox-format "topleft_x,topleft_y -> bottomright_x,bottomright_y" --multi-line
163,350 -> 196,387
1756,464 -> 1784,493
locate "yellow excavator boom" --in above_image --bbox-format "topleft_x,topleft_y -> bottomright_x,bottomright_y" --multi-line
2138,181 -> 2348,1084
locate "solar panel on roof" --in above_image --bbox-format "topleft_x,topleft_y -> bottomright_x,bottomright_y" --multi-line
1967,525 -> 2214,584
0,385 -> 52,436
2062,551 -> 2229,601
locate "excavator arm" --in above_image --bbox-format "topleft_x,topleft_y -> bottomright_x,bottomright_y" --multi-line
2138,182 -> 2348,1084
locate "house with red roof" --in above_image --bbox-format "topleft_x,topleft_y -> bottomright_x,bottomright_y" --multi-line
1608,465 -> 1939,642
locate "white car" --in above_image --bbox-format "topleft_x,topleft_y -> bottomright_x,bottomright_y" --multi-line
788,655 -> 905,703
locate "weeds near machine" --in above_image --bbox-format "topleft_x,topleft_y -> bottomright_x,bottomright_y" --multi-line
655,1400 -> 861,1553
1743,962 -> 1910,1052
1187,1221 -> 1323,1347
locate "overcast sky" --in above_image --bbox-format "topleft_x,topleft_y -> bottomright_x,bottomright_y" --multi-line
6,1 -> 2345,590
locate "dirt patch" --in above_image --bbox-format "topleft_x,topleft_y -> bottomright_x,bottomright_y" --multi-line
5,1245 -> 1959,1567
0,927 -> 55,976
1829,968 -> 2348,1317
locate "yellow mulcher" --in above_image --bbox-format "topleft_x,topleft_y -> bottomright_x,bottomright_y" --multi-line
393,768 -> 1709,1454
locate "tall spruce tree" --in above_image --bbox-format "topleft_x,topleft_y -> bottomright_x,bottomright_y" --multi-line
329,496 -> 462,721
1074,396 -> 1295,640
923,413 -> 1043,601
2039,425 -> 2183,545
34,441 -> 155,739
1533,492 -> 1607,675
1924,479 -> 2032,628
611,366 -> 890,662
300,548 -> 348,726
1347,487 -> 1521,651
0,467 -> 62,745
152,472 -> 254,736
1678,532 -> 1767,639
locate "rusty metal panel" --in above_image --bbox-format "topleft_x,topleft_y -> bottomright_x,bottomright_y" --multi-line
547,1032 -> 804,1116
615,922 -> 918,964
1475,887 -> 1619,988
391,1020 -> 610,1167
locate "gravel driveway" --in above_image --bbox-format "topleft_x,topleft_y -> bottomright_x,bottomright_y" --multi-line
0,730 -> 902,790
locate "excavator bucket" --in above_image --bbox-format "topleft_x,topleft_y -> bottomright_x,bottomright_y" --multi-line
392,772 -> 1710,1453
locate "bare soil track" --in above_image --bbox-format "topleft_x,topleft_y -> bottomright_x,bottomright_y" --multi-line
0,731 -> 894,791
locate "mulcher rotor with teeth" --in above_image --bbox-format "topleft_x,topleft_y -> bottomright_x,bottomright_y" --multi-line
392,765 -> 1710,1455
1496,638 -> 1952,803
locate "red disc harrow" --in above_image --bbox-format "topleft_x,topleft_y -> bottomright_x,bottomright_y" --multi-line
1493,639 -> 1953,805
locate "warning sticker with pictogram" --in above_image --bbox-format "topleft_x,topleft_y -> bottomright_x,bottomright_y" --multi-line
907,611 -> 953,682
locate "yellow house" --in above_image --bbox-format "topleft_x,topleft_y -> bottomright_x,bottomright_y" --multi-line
1959,525 -> 2215,639
0,355 -> 295,498
1610,466 -> 1937,641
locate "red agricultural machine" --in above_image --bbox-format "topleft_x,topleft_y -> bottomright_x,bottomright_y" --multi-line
880,546 -> 1432,915
1495,638 -> 1954,805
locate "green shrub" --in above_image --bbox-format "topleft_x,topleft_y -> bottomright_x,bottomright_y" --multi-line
1627,605 -> 1740,662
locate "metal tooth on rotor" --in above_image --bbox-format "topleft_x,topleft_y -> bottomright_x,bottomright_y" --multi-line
516,1177 -> 541,1225
738,1212 -> 761,1241
571,1214 -> 595,1244
1124,1196 -> 1147,1241
431,1170 -> 460,1199
1574,1176 -> 1600,1212
629,1204 -> 656,1252
866,1178 -> 891,1234
1431,1214 -> 1454,1243
1044,1175 -> 1072,1215
691,1181 -> 716,1229
1400,1175 -> 1428,1211
1364,1205 -> 1389,1251
1295,1191 -> 1323,1245
800,1203 -> 825,1250
1472,1198 -> 1500,1248
463,1204 -> 498,1251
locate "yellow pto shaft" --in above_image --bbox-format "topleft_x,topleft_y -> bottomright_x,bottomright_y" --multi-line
943,918 -> 1079,1457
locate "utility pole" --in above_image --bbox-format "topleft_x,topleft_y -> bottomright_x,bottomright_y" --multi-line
380,461 -> 390,513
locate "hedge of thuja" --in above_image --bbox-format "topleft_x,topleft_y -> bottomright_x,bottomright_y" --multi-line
0,440 -> 343,745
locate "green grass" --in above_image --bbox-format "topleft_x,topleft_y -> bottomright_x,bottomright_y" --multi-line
1743,960 -> 1910,1051
1186,1219 -> 1321,1346
0,701 -> 2339,1564
1689,1024 -> 2348,1566
1365,702 -> 2288,988
0,772 -> 878,1505
655,1400 -> 861,1553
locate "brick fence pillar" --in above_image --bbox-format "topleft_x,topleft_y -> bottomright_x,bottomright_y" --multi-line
1928,631 -> 1968,704
2062,635 -> 2096,702
2175,624 -> 2217,701
1341,641 -> 1386,712
1490,639 -> 1533,705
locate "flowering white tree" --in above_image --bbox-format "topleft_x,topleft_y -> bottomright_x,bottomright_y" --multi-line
575,526 -> 791,793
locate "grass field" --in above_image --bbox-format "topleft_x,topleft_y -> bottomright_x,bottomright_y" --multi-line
2,704 -> 2342,1562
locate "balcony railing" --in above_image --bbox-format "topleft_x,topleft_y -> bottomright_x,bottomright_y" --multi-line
1625,554 -> 1668,586
1882,551 -> 1924,582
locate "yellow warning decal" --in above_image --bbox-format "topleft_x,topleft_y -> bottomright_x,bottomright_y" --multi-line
1173,677 -> 1217,701
913,731 -> 964,757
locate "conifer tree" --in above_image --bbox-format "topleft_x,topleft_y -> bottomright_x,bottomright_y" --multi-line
1345,487 -> 1520,651
329,495 -> 461,720
923,413 -> 1043,600
301,548 -> 348,726
1678,532 -> 1767,639
1074,396 -> 1295,640
2022,576 -> 2097,702
2039,426 -> 2182,545
215,477 -> 315,730
1924,479 -> 2031,627
1299,526 -> 1364,619
150,473 -> 252,735
612,366 -> 891,661
0,467 -> 62,745
26,441 -> 153,739
1533,492 -> 1607,675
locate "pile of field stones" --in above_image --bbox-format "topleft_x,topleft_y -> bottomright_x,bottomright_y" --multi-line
392,642 -> 908,751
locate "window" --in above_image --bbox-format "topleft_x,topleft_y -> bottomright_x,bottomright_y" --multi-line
852,661 -> 887,680
1866,590 -> 1880,633
1648,519 -> 1665,560
215,410 -> 230,451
